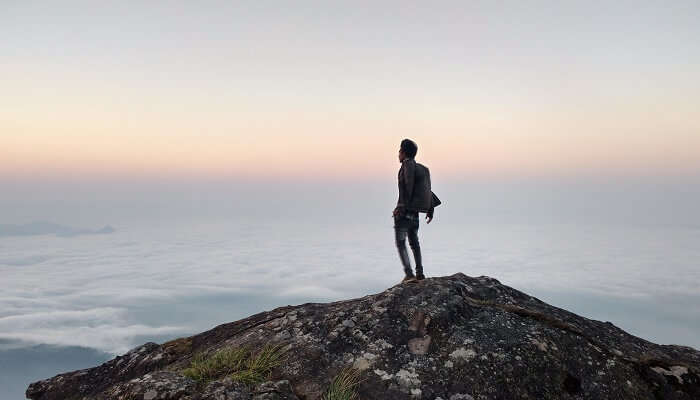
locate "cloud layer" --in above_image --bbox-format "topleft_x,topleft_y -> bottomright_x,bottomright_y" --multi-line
0,307 -> 185,354
2,183 -> 700,355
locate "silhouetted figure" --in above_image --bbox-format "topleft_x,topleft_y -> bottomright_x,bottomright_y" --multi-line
392,139 -> 440,283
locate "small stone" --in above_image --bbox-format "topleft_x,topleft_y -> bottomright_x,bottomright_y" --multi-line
275,330 -> 292,340
449,347 -> 476,361
373,369 -> 393,380
408,335 -> 431,355
354,357 -> 371,371
352,353 -> 376,371
530,339 -> 548,352
396,369 -> 421,388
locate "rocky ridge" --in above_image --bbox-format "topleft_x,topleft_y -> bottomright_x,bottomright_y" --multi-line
27,273 -> 700,399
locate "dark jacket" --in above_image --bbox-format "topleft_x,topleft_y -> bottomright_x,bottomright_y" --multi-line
396,158 -> 434,216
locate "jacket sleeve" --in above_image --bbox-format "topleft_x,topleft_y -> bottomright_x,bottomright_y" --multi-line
402,159 -> 416,207
427,190 -> 439,218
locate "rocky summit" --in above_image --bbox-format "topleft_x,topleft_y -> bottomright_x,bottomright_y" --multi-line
27,273 -> 700,399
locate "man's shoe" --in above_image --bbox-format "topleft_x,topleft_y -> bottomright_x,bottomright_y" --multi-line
402,275 -> 418,284
416,273 -> 426,281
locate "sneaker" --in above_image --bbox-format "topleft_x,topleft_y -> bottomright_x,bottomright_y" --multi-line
416,273 -> 426,281
402,275 -> 418,284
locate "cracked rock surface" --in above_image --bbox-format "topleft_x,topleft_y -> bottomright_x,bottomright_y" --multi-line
26,273 -> 700,399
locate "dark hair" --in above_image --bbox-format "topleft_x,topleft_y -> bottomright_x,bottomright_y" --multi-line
400,139 -> 418,158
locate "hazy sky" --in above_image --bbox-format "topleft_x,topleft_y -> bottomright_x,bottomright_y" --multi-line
2,1 -> 699,181
2,5 -> 700,395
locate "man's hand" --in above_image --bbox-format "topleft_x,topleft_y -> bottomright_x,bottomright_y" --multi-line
392,207 -> 401,217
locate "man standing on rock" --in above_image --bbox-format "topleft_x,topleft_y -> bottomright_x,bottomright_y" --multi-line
393,139 -> 438,283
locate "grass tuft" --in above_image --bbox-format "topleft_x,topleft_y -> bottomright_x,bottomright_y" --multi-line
323,367 -> 363,400
231,343 -> 288,384
182,343 -> 287,384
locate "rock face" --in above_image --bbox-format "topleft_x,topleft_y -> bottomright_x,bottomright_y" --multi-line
27,273 -> 700,399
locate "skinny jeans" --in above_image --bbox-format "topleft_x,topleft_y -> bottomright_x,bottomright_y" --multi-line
393,211 -> 423,276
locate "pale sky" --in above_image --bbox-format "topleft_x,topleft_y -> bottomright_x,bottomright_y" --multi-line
2,0 -> 699,181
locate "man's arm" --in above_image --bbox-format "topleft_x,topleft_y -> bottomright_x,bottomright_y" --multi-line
393,166 -> 403,216
426,189 -> 437,223
402,159 -> 416,207
394,160 -> 416,216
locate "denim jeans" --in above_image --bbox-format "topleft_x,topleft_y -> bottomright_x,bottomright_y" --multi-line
393,211 -> 423,276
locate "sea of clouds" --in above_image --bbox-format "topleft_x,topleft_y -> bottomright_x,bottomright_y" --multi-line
1,179 -> 700,357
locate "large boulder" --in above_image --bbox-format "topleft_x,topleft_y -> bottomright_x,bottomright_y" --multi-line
27,273 -> 700,399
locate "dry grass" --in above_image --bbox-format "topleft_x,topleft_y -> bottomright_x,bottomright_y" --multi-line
323,367 -> 363,400
182,343 -> 287,384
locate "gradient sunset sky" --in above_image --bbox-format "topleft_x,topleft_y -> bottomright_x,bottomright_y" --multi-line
2,1 -> 699,182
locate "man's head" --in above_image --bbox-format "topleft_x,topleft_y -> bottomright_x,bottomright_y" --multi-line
398,138 -> 418,162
